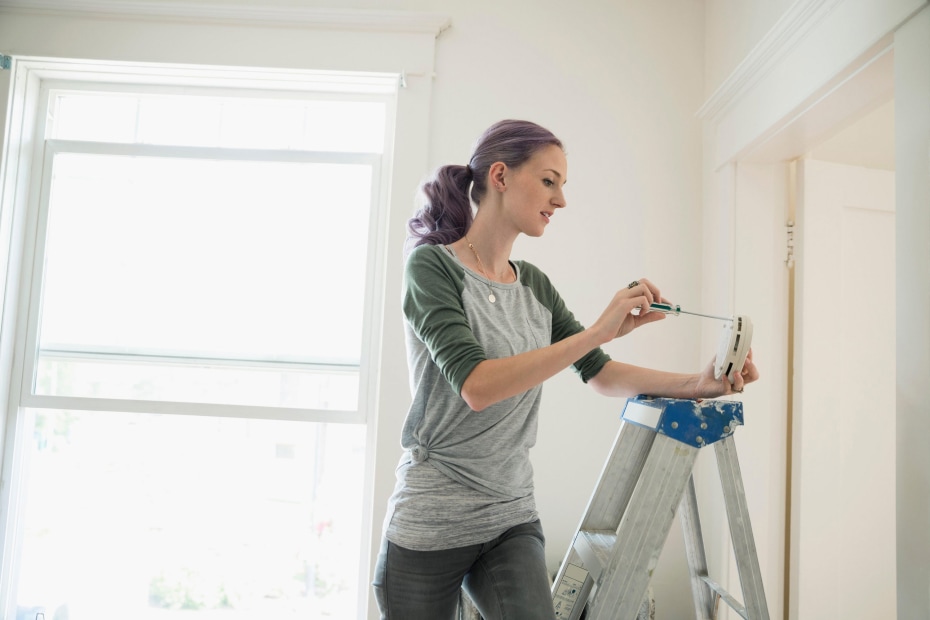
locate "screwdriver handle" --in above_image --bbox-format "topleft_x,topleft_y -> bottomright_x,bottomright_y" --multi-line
649,302 -> 681,315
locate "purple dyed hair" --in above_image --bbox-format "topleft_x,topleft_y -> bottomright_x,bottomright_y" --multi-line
407,119 -> 564,249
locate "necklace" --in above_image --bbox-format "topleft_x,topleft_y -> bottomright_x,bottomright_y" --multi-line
465,235 -> 499,304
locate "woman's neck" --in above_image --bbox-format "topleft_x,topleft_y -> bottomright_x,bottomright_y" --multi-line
457,219 -> 517,283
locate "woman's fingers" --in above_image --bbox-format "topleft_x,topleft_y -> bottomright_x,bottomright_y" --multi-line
638,278 -> 661,305
731,371 -> 745,392
739,349 -> 760,384
599,278 -> 670,342
635,310 -> 666,328
625,278 -> 661,310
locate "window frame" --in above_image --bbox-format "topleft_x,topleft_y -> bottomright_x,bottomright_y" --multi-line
0,57 -> 410,619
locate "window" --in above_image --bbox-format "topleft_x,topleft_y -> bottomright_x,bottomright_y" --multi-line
30,87 -> 390,416
3,63 -> 396,620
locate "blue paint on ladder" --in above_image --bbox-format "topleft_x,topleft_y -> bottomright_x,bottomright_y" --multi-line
622,395 -> 744,448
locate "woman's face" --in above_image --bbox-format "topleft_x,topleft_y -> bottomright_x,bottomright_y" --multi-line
501,144 -> 567,237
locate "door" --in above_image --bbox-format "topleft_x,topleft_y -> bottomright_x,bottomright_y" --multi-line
791,158 -> 896,619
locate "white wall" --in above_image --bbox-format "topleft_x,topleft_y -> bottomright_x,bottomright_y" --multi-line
704,0 -> 796,96
0,1 -> 707,618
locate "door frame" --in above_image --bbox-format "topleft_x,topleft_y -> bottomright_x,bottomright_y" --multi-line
697,0 -> 929,617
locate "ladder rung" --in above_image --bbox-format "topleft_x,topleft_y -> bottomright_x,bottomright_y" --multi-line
701,575 -> 748,619
577,529 -> 618,569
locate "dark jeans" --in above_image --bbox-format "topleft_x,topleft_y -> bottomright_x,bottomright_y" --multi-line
372,520 -> 556,620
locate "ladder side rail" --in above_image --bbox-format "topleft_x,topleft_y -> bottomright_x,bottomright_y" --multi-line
679,474 -> 716,620
588,434 -> 699,620
551,558 -> 596,620
580,421 -> 657,531
551,538 -> 595,619
551,421 -> 656,619
715,435 -> 771,620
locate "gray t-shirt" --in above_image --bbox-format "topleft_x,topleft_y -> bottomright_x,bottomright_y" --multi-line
383,243 -> 610,551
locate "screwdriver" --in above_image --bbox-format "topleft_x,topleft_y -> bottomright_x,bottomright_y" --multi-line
648,302 -> 733,323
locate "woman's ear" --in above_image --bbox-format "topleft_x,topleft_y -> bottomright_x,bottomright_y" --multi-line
488,161 -> 507,192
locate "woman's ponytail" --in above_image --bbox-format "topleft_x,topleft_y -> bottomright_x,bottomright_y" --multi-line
407,164 -> 474,249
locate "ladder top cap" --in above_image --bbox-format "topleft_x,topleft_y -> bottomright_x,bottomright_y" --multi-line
622,396 -> 744,448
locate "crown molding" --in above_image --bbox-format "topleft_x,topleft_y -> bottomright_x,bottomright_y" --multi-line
0,0 -> 451,36
697,0 -> 845,122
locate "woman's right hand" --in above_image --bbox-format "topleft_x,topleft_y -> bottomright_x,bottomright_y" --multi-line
591,278 -> 668,344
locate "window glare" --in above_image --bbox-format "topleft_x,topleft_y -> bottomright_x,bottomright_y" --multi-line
220,99 -> 305,150
41,154 -> 371,362
54,94 -> 138,143
52,92 -> 387,153
299,101 -> 386,153
137,96 -> 222,147
16,409 -> 366,619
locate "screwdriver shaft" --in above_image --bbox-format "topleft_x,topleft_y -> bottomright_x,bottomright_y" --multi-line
678,309 -> 733,322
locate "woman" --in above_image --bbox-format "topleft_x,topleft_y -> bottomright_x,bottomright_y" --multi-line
373,119 -> 758,619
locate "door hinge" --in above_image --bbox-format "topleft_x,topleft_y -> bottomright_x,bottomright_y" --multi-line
785,221 -> 795,268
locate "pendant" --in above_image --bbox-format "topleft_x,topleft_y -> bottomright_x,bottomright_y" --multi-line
488,293 -> 496,303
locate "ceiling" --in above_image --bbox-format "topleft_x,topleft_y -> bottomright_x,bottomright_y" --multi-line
809,98 -> 895,171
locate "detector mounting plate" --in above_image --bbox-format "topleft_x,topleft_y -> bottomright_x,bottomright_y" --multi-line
714,315 -> 752,382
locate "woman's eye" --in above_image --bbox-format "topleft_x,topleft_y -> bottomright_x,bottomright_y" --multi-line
543,178 -> 554,187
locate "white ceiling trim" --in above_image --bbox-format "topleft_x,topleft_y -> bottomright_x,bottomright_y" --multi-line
0,0 -> 451,36
697,0 -> 845,122
705,0 -> 924,168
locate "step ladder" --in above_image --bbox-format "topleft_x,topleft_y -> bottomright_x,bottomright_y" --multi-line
551,396 -> 770,620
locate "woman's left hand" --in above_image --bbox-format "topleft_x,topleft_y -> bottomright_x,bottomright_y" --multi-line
694,349 -> 760,399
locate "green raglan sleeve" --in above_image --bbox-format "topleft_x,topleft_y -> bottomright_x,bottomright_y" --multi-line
403,245 -> 488,395
518,261 -> 611,383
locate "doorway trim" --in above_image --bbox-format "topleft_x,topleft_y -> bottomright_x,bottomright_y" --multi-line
701,0 -> 923,169
698,0 -> 928,617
